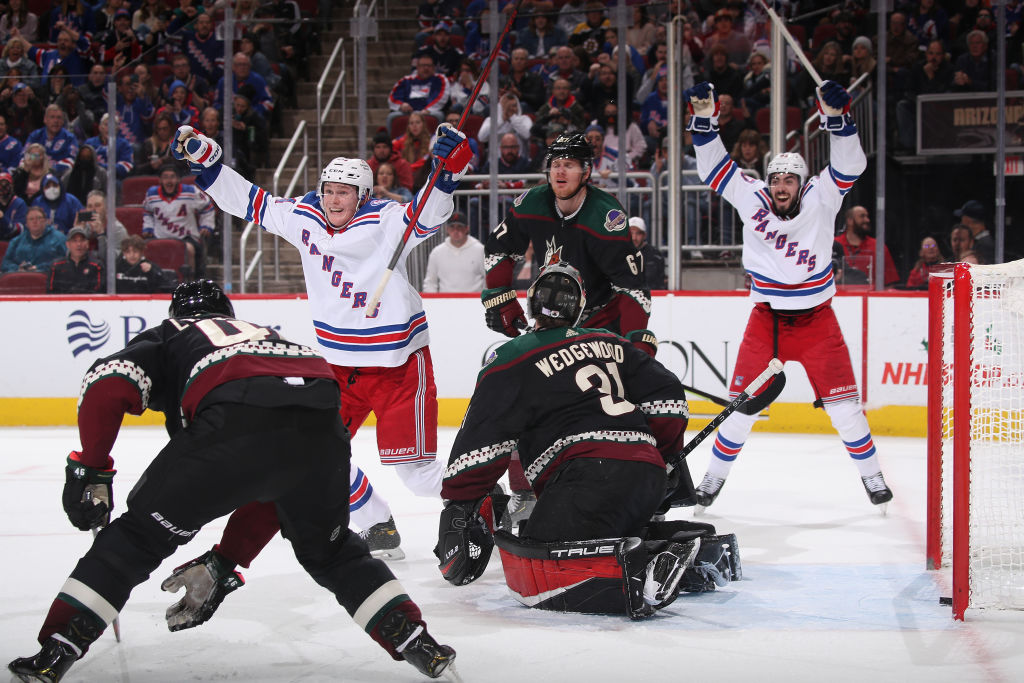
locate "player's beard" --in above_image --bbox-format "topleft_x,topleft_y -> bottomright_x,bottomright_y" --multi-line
772,193 -> 800,218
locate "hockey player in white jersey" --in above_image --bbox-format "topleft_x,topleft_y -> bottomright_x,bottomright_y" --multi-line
154,123 -> 472,615
683,80 -> 893,510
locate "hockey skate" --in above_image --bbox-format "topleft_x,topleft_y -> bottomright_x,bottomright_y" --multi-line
694,473 -> 726,514
643,538 -> 701,610
861,472 -> 893,515
359,516 -> 405,561
499,489 -> 536,534
8,637 -> 79,683
377,609 -> 457,679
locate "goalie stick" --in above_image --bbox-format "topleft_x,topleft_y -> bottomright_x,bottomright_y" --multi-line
679,358 -> 785,459
365,0 -> 527,315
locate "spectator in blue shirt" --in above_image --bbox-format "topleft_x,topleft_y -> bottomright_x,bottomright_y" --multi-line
0,205 -> 65,272
25,105 -> 78,177
115,70 -> 155,149
84,113 -> 134,180
32,172 -> 82,235
25,28 -> 93,87
0,113 -> 23,172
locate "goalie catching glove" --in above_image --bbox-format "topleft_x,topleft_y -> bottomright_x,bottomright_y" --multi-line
161,547 -> 244,631
62,451 -> 115,531
683,81 -> 719,135
172,124 -> 223,175
482,287 -> 527,337
434,496 -> 502,585
816,80 -> 854,133
432,123 -> 472,193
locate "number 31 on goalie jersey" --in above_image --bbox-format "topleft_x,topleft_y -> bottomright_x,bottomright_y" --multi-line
576,361 -> 634,416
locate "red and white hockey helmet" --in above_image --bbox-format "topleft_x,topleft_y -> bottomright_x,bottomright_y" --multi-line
319,157 -> 374,204
766,152 -> 808,186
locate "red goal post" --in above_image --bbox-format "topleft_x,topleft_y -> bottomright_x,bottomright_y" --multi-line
926,261 -> 1024,620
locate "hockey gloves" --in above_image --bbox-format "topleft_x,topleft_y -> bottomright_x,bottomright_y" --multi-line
626,329 -> 658,358
172,125 -> 223,175
432,123 -> 473,193
161,547 -> 245,631
816,80 -> 854,134
62,451 -> 115,531
482,287 -> 527,337
434,497 -> 497,586
683,81 -> 719,135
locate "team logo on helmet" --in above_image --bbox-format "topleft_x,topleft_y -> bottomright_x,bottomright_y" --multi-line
604,209 -> 626,232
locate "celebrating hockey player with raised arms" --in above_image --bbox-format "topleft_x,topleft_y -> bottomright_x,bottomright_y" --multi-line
7,281 -> 456,683
683,80 -> 893,510
161,122 -> 472,578
435,263 -> 742,619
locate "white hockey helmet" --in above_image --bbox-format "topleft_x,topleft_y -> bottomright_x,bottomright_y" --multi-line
766,152 -> 808,186
319,157 -> 374,204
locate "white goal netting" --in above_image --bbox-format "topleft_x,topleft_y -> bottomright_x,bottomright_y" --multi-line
936,261 -> 1024,612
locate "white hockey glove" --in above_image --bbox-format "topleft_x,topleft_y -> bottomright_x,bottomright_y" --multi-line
161,548 -> 244,631
172,125 -> 223,175
816,80 -> 854,133
683,82 -> 720,135
432,123 -> 472,192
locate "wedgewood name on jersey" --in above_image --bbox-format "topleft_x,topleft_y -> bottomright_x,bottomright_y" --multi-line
534,340 -> 625,377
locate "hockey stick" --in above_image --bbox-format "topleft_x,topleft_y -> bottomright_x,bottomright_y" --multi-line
682,371 -> 786,417
366,0 -> 526,316
756,0 -> 822,86
679,358 -> 785,459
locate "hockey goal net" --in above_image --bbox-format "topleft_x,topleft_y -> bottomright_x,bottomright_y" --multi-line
926,261 -> 1024,620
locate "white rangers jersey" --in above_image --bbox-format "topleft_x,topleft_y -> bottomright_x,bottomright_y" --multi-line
693,130 -> 866,310
199,165 -> 452,367
142,183 -> 216,240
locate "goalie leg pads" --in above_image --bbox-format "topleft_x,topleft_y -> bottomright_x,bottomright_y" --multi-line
434,495 -> 499,585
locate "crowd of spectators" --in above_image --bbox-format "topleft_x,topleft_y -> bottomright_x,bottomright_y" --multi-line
0,0 -> 318,292
395,0 -> 1020,288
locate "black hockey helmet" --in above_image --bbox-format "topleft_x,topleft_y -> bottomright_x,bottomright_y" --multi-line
543,133 -> 594,172
169,280 -> 234,318
527,261 -> 587,327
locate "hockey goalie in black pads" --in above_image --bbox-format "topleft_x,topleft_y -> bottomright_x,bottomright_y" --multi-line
435,263 -> 741,618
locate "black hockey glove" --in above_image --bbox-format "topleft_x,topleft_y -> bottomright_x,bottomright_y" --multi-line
62,451 -> 116,531
482,287 -> 527,338
434,497 -> 496,586
161,547 -> 245,631
626,329 -> 658,358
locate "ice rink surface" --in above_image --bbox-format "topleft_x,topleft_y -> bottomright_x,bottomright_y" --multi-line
3,425 -> 1024,683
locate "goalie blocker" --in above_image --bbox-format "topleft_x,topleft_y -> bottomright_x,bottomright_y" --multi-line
494,520 -> 741,620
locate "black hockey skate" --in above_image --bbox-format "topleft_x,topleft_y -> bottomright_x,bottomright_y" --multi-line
378,609 -> 456,679
8,637 -> 79,683
694,473 -> 726,509
862,473 -> 893,508
359,516 -> 405,561
643,538 -> 701,609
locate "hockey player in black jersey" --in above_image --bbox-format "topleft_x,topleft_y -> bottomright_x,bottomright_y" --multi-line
436,263 -> 741,618
482,132 -> 651,338
8,281 -> 455,682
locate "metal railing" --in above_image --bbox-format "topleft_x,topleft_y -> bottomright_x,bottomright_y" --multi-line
316,37 -> 347,172
239,121 -> 309,293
